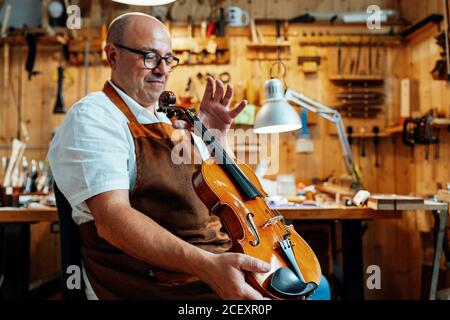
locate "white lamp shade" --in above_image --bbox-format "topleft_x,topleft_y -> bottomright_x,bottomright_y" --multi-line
254,79 -> 302,134
112,0 -> 176,5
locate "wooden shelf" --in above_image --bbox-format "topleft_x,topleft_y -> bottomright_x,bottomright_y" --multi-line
0,34 -> 67,46
330,132 -> 391,139
299,35 -> 401,46
386,118 -> 450,135
246,42 -> 291,61
172,36 -> 229,52
329,75 -> 384,82
432,118 -> 450,126
385,125 -> 403,134
246,41 -> 290,49
246,57 -> 291,61
402,14 -> 443,41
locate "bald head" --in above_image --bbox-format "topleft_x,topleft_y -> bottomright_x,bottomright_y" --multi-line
104,12 -> 173,109
106,12 -> 168,44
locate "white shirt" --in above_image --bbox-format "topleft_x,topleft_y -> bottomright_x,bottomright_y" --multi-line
48,80 -> 209,225
47,80 -> 209,300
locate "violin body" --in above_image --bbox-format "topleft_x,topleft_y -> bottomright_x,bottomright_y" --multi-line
157,91 -> 321,299
193,159 -> 322,299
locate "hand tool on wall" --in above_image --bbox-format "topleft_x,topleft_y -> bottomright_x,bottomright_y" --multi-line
0,156 -> 8,186
373,126 -> 380,167
375,40 -> 380,73
53,65 -> 66,114
359,138 -> 366,157
349,55 -> 355,74
29,159 -> 38,192
25,33 -> 40,80
215,7 -> 226,37
207,19 -> 216,36
337,38 -> 342,74
434,127 -> 441,160
368,38 -> 372,75
19,156 -> 28,191
200,20 -> 207,40
443,0 -> 450,80
347,126 -> 354,146
422,116 -> 432,160
283,20 -> 289,42
354,38 -> 363,75
403,118 -> 418,163
53,44 -> 69,114
1,3 -> 11,37
420,115 -> 441,161
8,58 -> 30,142
179,77 -> 196,110
2,139 -> 26,188
275,19 -> 282,66
403,117 -> 426,163
2,39 -> 9,105
249,17 -> 259,43
276,19 -> 281,43
359,127 -> 367,157
340,45 -> 350,75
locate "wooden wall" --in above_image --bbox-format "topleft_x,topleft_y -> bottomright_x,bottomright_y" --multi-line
201,0 -> 400,19
1,0 -> 449,299
400,0 -> 444,24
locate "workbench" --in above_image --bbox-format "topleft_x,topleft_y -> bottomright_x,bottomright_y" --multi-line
275,201 -> 449,300
0,202 -> 448,300
0,206 -> 59,299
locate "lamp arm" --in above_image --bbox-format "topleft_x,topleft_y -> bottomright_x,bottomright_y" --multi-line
285,90 -> 336,122
333,112 -> 360,185
285,89 -> 360,186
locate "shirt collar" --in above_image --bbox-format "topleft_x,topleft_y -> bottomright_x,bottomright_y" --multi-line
108,80 -> 171,125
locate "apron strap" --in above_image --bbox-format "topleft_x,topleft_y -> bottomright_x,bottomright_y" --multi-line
103,81 -> 139,124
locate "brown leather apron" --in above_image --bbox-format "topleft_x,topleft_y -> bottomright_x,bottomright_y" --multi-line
78,82 -> 232,299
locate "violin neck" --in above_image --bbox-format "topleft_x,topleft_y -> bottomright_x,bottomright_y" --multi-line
186,111 -> 231,162
185,110 -> 262,200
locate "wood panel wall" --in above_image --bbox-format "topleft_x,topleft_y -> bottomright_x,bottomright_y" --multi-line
1,0 -> 449,299
400,0 -> 444,24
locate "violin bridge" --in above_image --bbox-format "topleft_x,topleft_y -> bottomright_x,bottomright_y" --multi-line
261,215 -> 284,229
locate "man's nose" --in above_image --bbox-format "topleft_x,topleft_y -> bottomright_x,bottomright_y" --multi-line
153,60 -> 170,76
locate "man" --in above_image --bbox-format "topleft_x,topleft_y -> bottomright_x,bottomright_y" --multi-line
48,12 -> 271,300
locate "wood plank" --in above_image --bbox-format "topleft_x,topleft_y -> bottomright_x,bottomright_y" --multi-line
30,221 -> 61,283
0,207 -> 58,222
274,205 -> 402,220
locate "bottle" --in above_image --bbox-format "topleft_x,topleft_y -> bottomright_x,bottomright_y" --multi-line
30,160 -> 38,192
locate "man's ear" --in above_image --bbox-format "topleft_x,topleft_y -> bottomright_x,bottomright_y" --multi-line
104,43 -> 118,69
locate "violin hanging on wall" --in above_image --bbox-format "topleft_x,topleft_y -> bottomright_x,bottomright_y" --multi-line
158,91 -> 322,299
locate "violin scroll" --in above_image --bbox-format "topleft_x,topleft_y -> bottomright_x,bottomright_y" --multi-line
159,91 -> 177,107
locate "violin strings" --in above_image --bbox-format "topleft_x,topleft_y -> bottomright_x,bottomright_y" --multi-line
270,208 -> 290,241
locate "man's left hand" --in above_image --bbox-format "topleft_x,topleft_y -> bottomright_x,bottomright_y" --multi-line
197,77 -> 247,135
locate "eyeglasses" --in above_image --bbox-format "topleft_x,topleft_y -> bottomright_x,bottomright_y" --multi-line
114,43 -> 180,71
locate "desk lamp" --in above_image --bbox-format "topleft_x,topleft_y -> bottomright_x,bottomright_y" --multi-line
254,78 -> 361,188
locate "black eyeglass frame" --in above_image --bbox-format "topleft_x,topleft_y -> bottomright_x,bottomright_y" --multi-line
114,43 -> 180,70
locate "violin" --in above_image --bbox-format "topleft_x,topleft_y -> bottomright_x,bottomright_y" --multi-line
158,91 -> 321,299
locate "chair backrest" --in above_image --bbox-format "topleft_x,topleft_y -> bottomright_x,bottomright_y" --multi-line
54,183 -> 86,300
